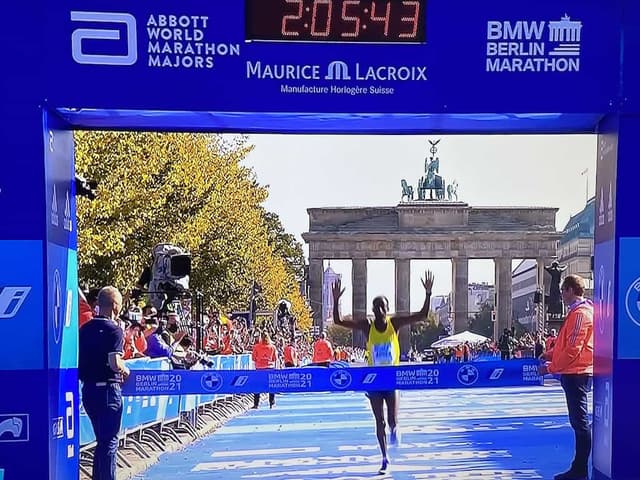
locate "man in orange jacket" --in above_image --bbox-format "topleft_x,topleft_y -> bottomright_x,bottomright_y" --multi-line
252,331 -> 277,409
312,332 -> 334,366
539,274 -> 593,480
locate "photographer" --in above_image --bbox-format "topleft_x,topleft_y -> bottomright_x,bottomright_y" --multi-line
144,317 -> 186,359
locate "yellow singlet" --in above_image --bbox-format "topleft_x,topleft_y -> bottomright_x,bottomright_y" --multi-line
366,318 -> 400,367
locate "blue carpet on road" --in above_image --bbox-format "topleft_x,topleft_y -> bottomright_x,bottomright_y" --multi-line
136,382 -> 591,480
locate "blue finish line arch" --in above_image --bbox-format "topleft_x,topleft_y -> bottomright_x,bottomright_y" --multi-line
1,1 -> 639,479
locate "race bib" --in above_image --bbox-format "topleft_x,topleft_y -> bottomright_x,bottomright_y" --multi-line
372,343 -> 394,366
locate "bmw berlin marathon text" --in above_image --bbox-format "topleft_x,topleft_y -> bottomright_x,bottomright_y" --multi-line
486,15 -> 582,73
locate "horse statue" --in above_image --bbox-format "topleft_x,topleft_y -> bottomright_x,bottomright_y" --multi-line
418,175 -> 445,200
447,180 -> 459,201
400,179 -> 414,202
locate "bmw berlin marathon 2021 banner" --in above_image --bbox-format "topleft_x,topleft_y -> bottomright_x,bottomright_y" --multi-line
122,360 -> 543,396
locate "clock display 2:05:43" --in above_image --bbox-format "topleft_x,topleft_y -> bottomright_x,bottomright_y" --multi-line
245,0 -> 426,43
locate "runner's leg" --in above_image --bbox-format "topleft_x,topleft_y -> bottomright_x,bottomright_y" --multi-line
386,391 -> 400,446
368,393 -> 389,473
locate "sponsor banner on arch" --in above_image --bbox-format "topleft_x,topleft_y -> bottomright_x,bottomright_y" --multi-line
45,0 -> 619,114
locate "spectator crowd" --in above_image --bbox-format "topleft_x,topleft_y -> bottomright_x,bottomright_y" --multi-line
78,285 -> 366,371
409,328 -> 559,364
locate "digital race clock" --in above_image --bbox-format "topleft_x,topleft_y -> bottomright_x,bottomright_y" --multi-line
245,0 -> 426,43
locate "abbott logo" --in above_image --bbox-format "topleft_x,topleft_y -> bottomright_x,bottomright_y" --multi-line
326,61 -> 351,80
0,287 -> 31,319
71,11 -> 137,66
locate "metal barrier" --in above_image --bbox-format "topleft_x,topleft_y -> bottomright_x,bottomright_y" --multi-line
78,354 -> 253,476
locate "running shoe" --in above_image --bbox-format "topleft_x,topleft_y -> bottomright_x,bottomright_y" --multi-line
553,470 -> 588,480
389,427 -> 401,446
378,458 -> 390,475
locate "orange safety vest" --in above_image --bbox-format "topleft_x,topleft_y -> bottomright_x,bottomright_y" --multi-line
548,299 -> 594,375
284,345 -> 298,365
313,339 -> 334,363
252,341 -> 277,369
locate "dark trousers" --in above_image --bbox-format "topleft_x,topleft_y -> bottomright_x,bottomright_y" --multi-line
82,383 -> 123,480
560,374 -> 593,475
253,393 -> 275,407
501,350 -> 511,360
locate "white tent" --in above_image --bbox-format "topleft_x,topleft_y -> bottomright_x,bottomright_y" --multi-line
430,330 -> 490,348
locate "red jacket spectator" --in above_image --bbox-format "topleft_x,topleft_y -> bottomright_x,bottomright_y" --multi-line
252,334 -> 277,369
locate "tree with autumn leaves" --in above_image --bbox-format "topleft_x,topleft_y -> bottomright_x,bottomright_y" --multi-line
74,131 -> 311,330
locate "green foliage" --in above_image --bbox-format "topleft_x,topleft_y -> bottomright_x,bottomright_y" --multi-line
410,311 -> 442,351
261,209 -> 306,282
74,131 -> 311,329
470,301 -> 494,339
326,322 -> 353,347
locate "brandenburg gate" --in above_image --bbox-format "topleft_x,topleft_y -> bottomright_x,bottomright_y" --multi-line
303,202 -> 562,352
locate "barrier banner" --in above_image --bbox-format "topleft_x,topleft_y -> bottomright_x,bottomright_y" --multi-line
79,355 -> 251,446
123,360 -> 542,396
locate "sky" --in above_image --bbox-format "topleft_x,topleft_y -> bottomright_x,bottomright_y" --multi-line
241,134 -> 596,314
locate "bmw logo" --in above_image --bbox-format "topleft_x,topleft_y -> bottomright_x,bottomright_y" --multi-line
457,364 -> 479,386
624,277 -> 640,328
329,370 -> 352,390
201,373 -> 223,392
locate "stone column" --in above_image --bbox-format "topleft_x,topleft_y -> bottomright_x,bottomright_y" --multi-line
494,257 -> 513,337
452,257 -> 469,333
395,259 -> 411,355
308,257 -> 324,332
352,258 -> 368,348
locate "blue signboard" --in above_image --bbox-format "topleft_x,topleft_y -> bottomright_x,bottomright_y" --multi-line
0,369 -> 78,480
47,244 -> 79,370
593,240 -> 615,478
0,241 -> 45,370
0,370 -> 50,480
48,368 -> 79,480
122,360 -> 542,396
45,125 -> 77,251
43,0 -> 618,126
595,120 -> 618,244
592,113 -> 618,479
617,238 -> 640,359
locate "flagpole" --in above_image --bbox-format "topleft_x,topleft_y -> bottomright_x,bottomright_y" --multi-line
581,168 -> 589,203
